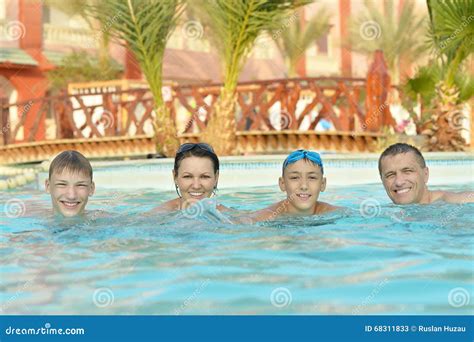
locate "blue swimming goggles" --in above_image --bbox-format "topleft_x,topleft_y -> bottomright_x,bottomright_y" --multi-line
282,150 -> 324,174
177,143 -> 215,154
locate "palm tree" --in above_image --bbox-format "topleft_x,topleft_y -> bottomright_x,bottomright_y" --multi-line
419,0 -> 474,151
88,0 -> 184,156
273,6 -> 331,77
347,0 -> 427,84
402,61 -> 474,134
193,0 -> 311,155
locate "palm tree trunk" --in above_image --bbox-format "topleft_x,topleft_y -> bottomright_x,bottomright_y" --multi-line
423,82 -> 466,151
153,106 -> 179,156
202,89 -> 237,155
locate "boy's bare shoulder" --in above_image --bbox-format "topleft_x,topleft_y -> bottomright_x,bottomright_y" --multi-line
315,201 -> 342,214
248,201 -> 287,222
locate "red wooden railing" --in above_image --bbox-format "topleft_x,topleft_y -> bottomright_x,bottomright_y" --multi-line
1,51 -> 402,146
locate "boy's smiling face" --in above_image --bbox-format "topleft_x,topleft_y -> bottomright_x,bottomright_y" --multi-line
45,169 -> 95,217
279,159 -> 326,215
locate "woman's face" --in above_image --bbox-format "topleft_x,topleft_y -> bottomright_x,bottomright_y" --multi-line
174,156 -> 219,203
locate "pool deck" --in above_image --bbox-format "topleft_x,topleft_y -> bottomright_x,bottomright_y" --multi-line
35,152 -> 474,190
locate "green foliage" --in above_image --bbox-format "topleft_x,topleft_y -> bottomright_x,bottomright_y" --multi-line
47,51 -> 121,92
193,0 -> 311,92
273,4 -> 331,76
427,0 -> 474,86
402,59 -> 473,132
348,0 -> 427,82
88,0 -> 185,106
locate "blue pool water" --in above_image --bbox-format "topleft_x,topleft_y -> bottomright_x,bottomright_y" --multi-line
1,182 -> 473,315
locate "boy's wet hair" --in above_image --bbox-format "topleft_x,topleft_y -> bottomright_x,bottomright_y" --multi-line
378,143 -> 426,174
49,150 -> 93,180
174,147 -> 219,175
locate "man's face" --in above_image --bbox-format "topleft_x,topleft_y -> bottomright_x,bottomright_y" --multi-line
279,159 -> 326,215
380,152 -> 429,204
45,169 -> 95,217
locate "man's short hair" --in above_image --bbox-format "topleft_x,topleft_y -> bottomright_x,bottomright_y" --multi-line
49,150 -> 93,180
378,143 -> 426,174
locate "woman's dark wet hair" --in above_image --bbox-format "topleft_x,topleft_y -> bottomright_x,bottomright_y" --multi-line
173,144 -> 219,175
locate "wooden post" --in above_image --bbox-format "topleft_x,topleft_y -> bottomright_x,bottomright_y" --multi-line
1,97 -> 10,145
365,50 -> 395,132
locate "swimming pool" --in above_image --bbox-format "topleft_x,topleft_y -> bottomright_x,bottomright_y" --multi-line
1,156 -> 473,315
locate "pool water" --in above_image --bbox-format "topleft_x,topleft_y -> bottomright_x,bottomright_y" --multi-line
1,182 -> 473,315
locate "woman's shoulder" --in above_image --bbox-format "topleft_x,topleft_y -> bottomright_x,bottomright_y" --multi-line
151,198 -> 180,213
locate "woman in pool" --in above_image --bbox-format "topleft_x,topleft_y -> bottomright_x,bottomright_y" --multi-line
250,149 -> 340,221
152,143 -> 229,213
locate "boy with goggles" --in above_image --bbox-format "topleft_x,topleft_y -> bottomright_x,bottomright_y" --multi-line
252,150 -> 339,221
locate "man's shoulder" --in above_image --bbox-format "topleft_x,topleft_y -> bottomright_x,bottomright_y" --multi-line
430,190 -> 474,204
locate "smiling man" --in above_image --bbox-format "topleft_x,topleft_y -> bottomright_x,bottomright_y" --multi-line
45,150 -> 95,217
379,143 -> 473,204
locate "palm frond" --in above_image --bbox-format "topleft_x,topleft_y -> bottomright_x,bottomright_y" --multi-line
272,4 -> 331,76
87,0 -> 184,104
348,0 -> 428,81
193,0 -> 311,91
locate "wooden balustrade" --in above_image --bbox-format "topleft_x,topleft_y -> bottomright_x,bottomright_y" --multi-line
1,70 -> 401,163
1,77 -> 383,145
